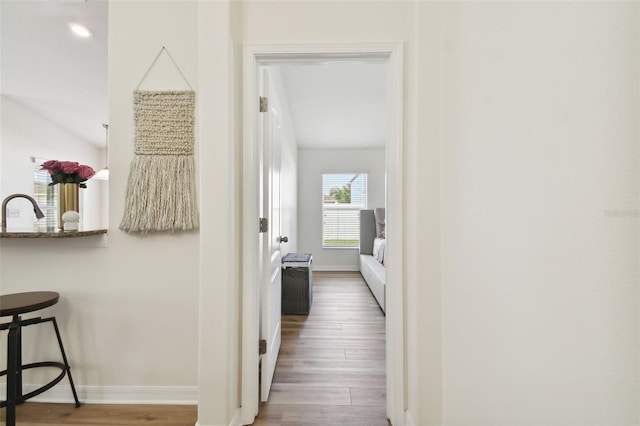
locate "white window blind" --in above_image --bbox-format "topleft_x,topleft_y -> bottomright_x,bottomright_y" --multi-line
33,158 -> 58,231
322,173 -> 367,248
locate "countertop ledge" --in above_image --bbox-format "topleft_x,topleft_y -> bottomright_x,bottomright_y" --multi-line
1,229 -> 107,238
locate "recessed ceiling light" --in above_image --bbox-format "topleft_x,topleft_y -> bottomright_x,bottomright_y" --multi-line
70,23 -> 92,38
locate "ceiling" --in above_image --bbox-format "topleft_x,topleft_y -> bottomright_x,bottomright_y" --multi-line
1,0 -> 108,147
1,1 -> 386,150
279,62 -> 387,149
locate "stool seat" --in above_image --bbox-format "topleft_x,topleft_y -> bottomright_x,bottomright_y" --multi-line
0,291 -> 59,317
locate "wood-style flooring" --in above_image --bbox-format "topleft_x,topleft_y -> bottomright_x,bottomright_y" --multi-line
253,271 -> 388,426
1,272 -> 387,426
0,404 -> 197,426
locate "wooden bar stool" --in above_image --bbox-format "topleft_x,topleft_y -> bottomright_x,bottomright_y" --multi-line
0,291 -> 80,426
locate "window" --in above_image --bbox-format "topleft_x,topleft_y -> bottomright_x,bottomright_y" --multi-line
322,173 -> 367,248
33,158 -> 58,231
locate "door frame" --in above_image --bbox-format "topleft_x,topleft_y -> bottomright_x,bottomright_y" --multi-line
241,42 -> 405,425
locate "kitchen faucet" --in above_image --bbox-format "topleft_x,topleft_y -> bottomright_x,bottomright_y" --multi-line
1,194 -> 46,232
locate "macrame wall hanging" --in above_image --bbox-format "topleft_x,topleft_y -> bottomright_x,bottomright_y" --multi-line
120,47 -> 199,233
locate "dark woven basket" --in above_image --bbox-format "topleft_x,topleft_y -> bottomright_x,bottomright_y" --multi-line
282,254 -> 313,315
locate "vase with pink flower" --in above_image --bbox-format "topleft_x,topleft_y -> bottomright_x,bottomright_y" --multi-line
40,160 -> 95,230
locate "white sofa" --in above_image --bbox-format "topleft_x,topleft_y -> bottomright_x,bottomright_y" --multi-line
359,209 -> 385,313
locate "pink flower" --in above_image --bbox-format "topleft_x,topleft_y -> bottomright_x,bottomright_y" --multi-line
77,165 -> 95,180
41,160 -> 59,171
40,159 -> 95,187
59,161 -> 80,174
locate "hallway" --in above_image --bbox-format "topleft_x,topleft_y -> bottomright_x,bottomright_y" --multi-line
253,271 -> 388,426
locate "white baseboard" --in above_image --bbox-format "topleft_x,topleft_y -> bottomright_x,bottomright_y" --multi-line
194,407 -> 241,426
313,265 -> 360,272
404,409 -> 416,426
229,408 -> 241,426
1,384 -> 198,405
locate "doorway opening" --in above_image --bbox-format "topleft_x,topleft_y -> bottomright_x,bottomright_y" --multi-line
241,43 -> 405,426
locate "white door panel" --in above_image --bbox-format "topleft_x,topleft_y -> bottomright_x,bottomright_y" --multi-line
260,69 -> 282,402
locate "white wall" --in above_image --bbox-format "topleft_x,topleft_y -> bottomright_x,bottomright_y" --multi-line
439,2 -> 639,425
196,2 -> 241,424
404,2 -> 444,423
110,0 -> 202,394
297,148 -> 385,271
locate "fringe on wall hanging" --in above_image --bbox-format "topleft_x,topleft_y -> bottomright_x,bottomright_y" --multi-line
120,47 -> 199,232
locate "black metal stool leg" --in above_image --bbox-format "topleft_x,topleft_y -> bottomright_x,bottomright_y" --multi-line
48,317 -> 81,407
16,317 -> 22,403
5,315 -> 20,426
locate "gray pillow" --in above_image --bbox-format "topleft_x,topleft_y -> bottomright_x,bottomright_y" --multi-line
374,208 -> 385,238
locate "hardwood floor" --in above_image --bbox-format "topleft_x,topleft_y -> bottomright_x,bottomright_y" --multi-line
1,272 -> 387,426
0,404 -> 197,425
253,271 -> 388,426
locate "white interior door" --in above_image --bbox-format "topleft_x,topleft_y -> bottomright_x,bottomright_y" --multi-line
260,69 -> 282,402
